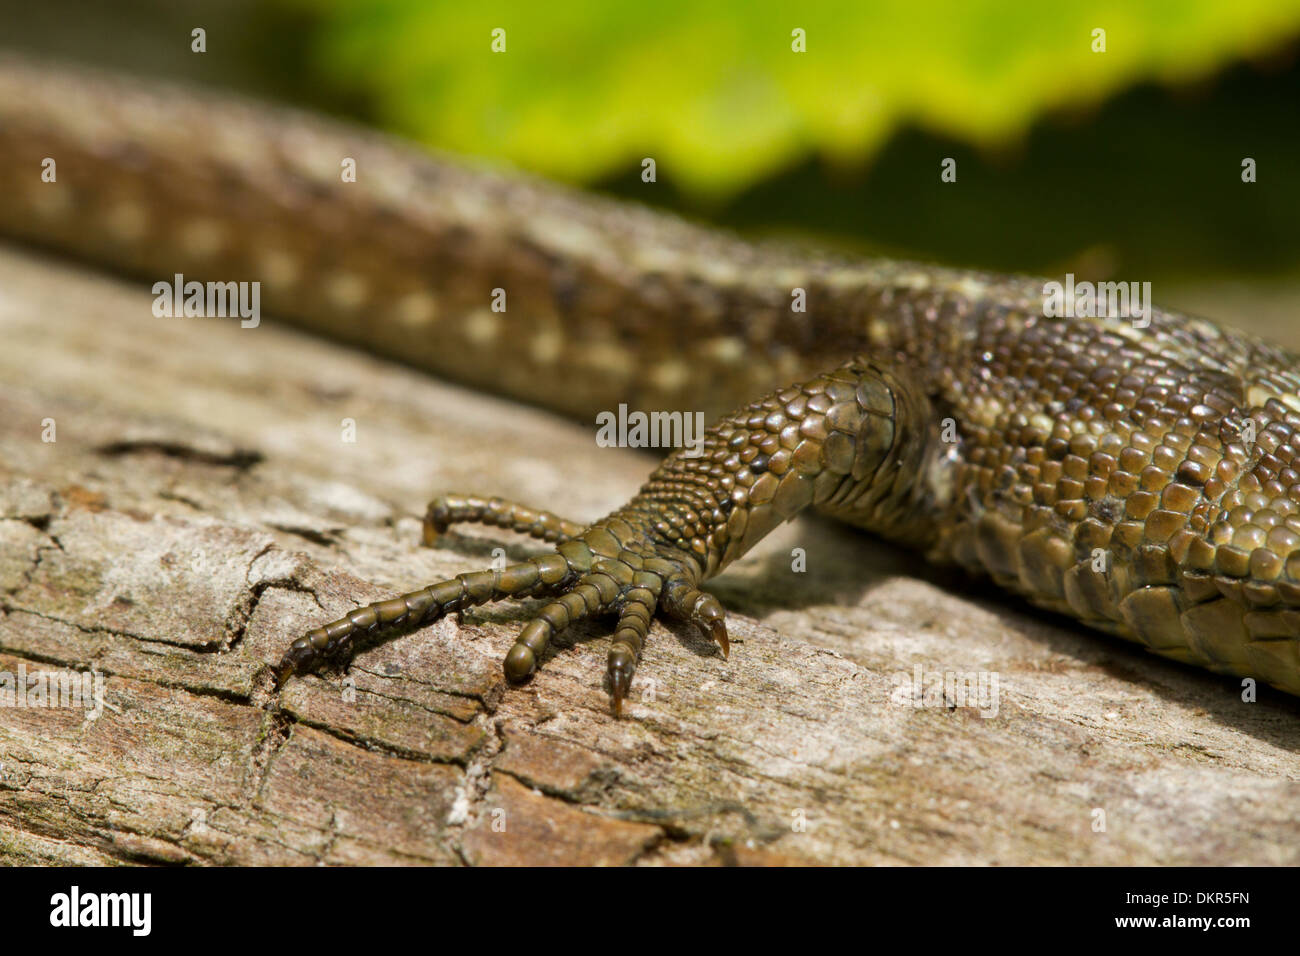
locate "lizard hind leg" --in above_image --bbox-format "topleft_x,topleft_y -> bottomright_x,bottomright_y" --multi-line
283,356 -> 927,714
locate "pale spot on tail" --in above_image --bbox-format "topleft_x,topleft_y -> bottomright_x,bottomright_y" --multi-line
259,250 -> 299,290
701,336 -> 745,365
631,242 -> 687,275
582,342 -> 634,382
531,216 -> 603,263
326,272 -> 368,311
395,291 -> 438,327
696,257 -> 740,286
530,327 -> 563,365
464,308 -> 500,345
28,187 -> 73,220
179,218 -> 226,260
649,359 -> 689,393
104,201 -> 148,242
774,267 -> 812,290
953,275 -> 988,301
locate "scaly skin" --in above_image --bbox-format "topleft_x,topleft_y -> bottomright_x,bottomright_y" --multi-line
3,54 -> 1299,711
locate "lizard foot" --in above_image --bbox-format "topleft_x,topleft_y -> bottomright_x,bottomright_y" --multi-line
278,358 -> 923,713
276,495 -> 728,716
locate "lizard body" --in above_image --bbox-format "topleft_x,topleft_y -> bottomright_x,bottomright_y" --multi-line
3,54 -> 1298,711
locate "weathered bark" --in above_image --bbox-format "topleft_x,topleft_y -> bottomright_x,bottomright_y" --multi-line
1,244 -> 1298,866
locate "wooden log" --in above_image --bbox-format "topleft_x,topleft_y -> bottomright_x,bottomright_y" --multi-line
1,245 -> 1298,865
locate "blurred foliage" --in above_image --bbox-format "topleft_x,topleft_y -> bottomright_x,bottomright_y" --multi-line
612,54 -> 1300,280
288,0 -> 1300,197
3,0 -> 1298,280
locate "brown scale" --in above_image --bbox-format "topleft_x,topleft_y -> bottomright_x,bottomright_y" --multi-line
3,54 -> 1300,711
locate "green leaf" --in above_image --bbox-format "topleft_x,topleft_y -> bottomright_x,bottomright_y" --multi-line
289,0 -> 1300,197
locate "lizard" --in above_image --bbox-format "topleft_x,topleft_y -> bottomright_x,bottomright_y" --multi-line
2,53 -> 1298,716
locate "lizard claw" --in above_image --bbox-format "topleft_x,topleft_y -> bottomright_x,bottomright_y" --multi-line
608,651 -> 633,717
662,580 -> 729,658
703,611 -> 729,659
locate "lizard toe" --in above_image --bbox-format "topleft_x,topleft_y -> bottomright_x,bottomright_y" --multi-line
662,579 -> 730,659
